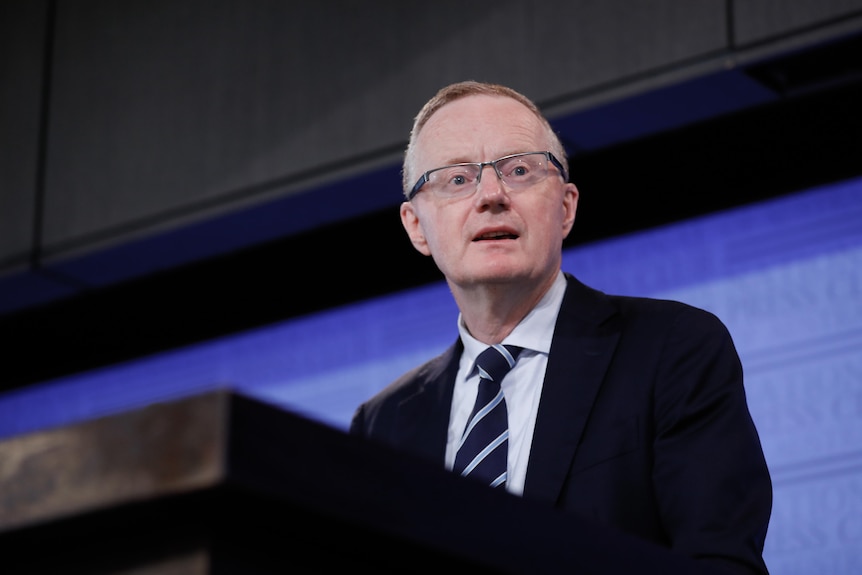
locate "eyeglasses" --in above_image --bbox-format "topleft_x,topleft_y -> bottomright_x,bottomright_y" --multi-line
408,151 -> 567,200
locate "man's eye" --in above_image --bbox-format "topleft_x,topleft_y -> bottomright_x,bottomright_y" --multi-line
504,164 -> 531,178
441,169 -> 478,186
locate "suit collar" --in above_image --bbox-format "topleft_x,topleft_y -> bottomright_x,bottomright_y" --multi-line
523,274 -> 620,504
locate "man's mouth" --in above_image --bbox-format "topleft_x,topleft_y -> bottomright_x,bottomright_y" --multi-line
474,230 -> 519,241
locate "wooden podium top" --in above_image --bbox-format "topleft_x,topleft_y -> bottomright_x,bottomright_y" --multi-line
0,390 -> 228,535
0,389 -> 718,574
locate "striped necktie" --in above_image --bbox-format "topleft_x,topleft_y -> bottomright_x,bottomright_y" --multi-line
453,344 -> 522,488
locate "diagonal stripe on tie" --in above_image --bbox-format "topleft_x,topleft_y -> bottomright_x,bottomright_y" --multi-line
453,344 -> 522,488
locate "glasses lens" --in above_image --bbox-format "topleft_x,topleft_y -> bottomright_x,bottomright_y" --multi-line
497,153 -> 548,189
428,164 -> 482,197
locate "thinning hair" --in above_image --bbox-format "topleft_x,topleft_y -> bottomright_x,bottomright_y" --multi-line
402,80 -> 568,197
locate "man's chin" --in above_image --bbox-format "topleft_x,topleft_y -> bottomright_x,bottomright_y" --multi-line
461,266 -> 532,287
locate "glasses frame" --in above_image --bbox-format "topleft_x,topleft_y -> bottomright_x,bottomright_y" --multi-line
408,151 -> 567,200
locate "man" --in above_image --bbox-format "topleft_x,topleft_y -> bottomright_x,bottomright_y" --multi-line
350,81 -> 771,574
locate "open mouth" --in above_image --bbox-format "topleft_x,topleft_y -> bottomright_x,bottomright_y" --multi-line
474,231 -> 519,241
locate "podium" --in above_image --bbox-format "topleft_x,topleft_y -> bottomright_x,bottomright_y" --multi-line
0,390 -> 719,574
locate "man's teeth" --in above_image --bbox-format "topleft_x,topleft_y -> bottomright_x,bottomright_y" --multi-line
479,231 -> 515,239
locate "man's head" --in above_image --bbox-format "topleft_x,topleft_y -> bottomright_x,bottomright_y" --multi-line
399,81 -> 578,296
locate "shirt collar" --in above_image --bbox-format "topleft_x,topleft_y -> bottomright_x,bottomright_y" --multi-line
458,271 -> 567,370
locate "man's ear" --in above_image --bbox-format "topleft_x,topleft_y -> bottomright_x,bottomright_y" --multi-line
400,201 -> 432,256
561,182 -> 579,239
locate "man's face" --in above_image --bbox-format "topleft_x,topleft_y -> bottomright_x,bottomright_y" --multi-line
400,94 -> 578,292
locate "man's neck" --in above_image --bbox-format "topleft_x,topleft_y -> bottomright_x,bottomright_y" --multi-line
452,274 -> 558,344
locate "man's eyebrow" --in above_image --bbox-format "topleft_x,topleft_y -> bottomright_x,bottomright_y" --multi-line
437,151 -> 527,166
432,157 -> 475,167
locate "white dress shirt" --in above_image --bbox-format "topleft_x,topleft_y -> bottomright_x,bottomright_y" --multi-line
445,271 -> 567,495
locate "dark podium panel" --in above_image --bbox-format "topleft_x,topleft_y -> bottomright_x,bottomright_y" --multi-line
0,390 -> 719,574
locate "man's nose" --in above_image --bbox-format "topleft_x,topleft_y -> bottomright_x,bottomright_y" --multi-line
474,164 -> 509,205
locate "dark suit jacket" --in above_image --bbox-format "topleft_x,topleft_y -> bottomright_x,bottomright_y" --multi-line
350,274 -> 772,574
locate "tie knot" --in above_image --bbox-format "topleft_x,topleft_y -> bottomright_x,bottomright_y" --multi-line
476,344 -> 522,384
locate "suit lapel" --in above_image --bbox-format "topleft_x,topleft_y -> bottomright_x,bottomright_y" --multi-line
523,275 -> 620,505
392,341 -> 462,462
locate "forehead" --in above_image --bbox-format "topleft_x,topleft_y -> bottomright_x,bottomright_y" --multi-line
414,94 -> 547,165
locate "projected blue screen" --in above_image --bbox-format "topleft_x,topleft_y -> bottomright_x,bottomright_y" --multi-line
2,175 -> 861,573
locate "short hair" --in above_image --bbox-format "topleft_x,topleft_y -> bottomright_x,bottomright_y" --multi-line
402,80 -> 568,197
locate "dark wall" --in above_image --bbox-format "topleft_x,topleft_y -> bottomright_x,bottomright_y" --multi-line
2,0 -> 862,389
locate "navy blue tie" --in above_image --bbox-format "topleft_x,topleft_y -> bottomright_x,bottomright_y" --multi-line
453,344 -> 522,488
